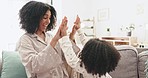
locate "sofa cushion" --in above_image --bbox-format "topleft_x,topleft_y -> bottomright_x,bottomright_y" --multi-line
1,51 -> 27,78
109,45 -> 138,78
139,50 -> 148,78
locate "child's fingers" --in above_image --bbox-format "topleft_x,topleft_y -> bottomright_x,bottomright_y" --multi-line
76,15 -> 80,23
74,15 -> 80,26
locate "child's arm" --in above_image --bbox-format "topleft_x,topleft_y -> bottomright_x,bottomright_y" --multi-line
60,36 -> 86,73
69,15 -> 88,46
60,36 -> 79,68
77,28 -> 88,45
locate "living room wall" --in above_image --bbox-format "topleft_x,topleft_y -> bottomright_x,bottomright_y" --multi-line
91,0 -> 148,43
61,0 -> 148,44
0,0 -> 148,50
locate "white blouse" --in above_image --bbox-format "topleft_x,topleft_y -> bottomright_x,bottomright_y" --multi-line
60,29 -> 112,78
16,32 -> 80,78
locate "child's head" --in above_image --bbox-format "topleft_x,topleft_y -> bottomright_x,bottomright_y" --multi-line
80,38 -> 121,77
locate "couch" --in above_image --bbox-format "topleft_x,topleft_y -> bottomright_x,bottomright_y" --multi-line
110,45 -> 148,78
0,45 -> 148,78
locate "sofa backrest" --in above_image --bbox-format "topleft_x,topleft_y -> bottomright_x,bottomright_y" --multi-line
138,50 -> 148,78
109,45 -> 139,78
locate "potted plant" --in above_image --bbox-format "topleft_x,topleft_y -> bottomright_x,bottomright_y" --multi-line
126,24 -> 135,36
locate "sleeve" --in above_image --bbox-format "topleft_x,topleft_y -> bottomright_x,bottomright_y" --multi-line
70,40 -> 80,55
16,35 -> 63,74
104,73 -> 112,78
77,29 -> 88,45
59,36 -> 85,73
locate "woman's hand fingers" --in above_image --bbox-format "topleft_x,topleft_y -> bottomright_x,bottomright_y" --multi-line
60,16 -> 68,37
61,16 -> 68,27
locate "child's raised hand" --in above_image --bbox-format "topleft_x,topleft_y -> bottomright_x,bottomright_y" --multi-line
74,15 -> 81,30
70,15 -> 81,41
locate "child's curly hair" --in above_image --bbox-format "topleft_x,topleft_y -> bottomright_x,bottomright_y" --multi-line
80,38 -> 121,77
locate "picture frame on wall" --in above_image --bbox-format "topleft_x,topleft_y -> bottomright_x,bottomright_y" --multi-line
97,8 -> 109,21
136,4 -> 144,15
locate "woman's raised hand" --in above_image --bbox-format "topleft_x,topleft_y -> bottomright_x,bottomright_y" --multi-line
50,16 -> 68,47
60,16 -> 68,37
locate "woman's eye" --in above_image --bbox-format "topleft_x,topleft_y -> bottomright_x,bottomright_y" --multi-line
43,17 -> 48,19
43,16 -> 50,20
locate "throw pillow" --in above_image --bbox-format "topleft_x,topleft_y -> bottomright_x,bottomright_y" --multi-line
1,51 -> 27,78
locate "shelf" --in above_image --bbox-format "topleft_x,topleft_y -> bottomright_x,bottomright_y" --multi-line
101,36 -> 137,46
82,17 -> 95,38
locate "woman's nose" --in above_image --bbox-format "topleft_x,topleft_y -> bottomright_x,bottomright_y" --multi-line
46,18 -> 50,24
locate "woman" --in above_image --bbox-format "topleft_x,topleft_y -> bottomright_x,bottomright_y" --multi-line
16,1 -> 79,78
59,16 -> 121,78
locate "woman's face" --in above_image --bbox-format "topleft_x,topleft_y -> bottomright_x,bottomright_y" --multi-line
38,10 -> 51,32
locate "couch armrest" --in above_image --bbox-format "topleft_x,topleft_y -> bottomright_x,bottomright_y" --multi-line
138,50 -> 148,78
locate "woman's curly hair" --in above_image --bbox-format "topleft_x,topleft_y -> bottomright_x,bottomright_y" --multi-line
80,38 -> 121,77
19,1 -> 56,34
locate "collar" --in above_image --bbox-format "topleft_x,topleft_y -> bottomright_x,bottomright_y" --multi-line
25,32 -> 48,45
